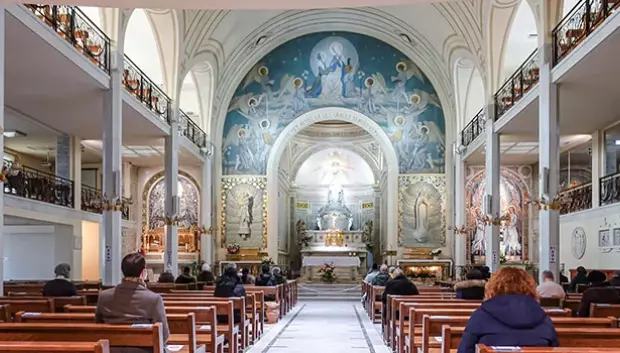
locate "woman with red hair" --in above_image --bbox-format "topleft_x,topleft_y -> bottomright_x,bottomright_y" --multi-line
457,267 -> 558,353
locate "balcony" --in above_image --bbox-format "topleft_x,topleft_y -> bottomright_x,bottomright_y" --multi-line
24,4 -> 110,73
123,55 -> 171,125
494,50 -> 540,120
599,172 -> 620,206
559,182 -> 593,215
81,184 -> 131,221
179,109 -> 207,149
2,162 -> 73,208
461,108 -> 486,147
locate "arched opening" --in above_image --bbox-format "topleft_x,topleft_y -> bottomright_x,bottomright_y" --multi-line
180,62 -> 214,133
453,57 -> 485,132
501,0 -> 539,82
124,9 -> 164,88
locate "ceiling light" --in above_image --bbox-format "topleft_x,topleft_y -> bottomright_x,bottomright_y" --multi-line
615,140 -> 620,146
3,130 -> 26,138
399,33 -> 412,43
528,33 -> 537,38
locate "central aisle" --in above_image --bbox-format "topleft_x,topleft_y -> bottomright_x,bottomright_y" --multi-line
247,301 -> 391,353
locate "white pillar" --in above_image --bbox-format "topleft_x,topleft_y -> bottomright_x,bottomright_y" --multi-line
164,107 -> 179,276
102,50 -> 124,285
200,156 -> 213,266
591,130 -> 601,208
71,137 -> 82,211
454,154 -> 467,278
484,107 -> 501,272
0,6 -> 6,293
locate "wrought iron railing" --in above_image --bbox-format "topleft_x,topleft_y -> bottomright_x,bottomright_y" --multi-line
2,161 -> 74,208
122,55 -> 170,124
599,172 -> 620,206
461,108 -> 486,147
552,0 -> 620,65
493,50 -> 540,120
559,182 -> 592,214
81,184 -> 130,220
25,4 -> 110,72
178,109 -> 207,149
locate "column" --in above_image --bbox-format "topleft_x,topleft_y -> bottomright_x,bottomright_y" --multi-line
484,107 -> 501,272
591,131 -> 601,208
164,106 -> 179,276
200,155 -> 213,266
102,50 -> 124,285
538,4 -> 560,283
71,137 -> 82,211
454,154 -> 467,279
0,6 -> 6,295
56,134 -> 70,179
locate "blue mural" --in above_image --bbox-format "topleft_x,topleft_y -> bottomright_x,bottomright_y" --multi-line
223,32 -> 446,175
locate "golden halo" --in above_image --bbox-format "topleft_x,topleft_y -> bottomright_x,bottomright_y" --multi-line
364,77 -> 374,88
293,77 -> 303,88
258,66 -> 269,76
395,61 -> 407,72
393,115 -> 405,126
420,126 -> 429,134
237,128 -> 247,138
410,93 -> 421,105
259,119 -> 271,129
248,97 -> 258,107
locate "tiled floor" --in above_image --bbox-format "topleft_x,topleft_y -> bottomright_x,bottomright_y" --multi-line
246,301 -> 391,353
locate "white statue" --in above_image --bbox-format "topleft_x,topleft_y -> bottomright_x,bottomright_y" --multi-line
471,208 -> 485,254
238,192 -> 253,237
503,206 -> 521,256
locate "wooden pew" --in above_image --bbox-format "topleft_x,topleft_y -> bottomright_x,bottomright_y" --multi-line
387,295 -> 461,342
418,316 -> 617,353
441,326 -> 620,353
0,340 -> 110,353
0,299 -> 53,318
5,296 -> 86,312
370,286 -> 384,322
590,303 -> 620,319
0,323 -> 169,353
477,346 -> 620,353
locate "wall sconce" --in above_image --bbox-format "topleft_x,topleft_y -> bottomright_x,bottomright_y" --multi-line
524,192 -> 569,211
478,213 -> 509,226
447,225 -> 473,235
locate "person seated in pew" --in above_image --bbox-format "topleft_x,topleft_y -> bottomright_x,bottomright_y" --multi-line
240,268 -> 255,285
537,270 -> 566,299
454,268 -> 486,300
609,270 -> 620,287
364,263 -> 379,283
570,266 -> 589,293
197,263 -> 215,285
577,270 -> 620,317
214,263 -> 246,324
42,263 -> 78,297
272,267 -> 286,285
255,264 -> 276,301
371,264 -> 390,286
157,267 -> 175,283
381,268 -> 419,320
174,266 -> 196,284
559,270 -> 569,284
96,252 -> 170,353
457,267 -> 558,353
480,266 -> 491,280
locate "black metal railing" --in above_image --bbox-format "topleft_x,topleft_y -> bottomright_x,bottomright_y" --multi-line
179,109 -> 207,149
123,55 -> 170,124
2,161 -> 74,208
559,182 -> 592,214
81,184 -> 131,220
599,172 -> 620,206
25,4 -> 110,72
493,50 -> 540,120
461,108 -> 486,147
552,0 -> 620,65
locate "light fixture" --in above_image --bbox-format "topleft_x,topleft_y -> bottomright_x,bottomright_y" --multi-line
3,130 -> 26,138
528,33 -> 538,38
614,139 -> 620,146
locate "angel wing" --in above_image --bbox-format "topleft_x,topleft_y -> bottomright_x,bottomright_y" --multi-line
401,59 -> 425,83
370,73 -> 388,95
277,74 -> 297,99
228,93 -> 255,115
413,89 -> 441,108
241,62 -> 265,89
423,120 -> 446,148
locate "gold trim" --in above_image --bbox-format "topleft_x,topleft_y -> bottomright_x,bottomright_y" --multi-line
220,176 -> 268,249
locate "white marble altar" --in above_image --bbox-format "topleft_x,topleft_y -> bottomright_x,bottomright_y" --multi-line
302,256 -> 360,267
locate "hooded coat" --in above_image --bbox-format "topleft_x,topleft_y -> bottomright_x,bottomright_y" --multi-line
457,294 -> 559,353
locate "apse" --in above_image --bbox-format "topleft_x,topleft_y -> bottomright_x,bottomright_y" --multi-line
294,148 -> 374,186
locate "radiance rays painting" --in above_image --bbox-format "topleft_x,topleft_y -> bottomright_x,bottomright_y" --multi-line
223,32 -> 446,175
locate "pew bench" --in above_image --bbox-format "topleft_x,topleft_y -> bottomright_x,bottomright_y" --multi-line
0,340 -> 111,353
476,346 -> 620,353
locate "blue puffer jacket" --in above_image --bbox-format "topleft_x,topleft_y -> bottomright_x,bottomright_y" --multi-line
457,294 -> 559,353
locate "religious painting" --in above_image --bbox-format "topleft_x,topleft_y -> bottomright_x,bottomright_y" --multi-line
223,31 -> 445,175
465,166 -> 531,263
221,177 -> 267,249
398,175 -> 446,247
146,175 -> 200,230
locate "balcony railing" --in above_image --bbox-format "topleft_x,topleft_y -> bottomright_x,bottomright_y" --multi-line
461,108 -> 486,147
178,110 -> 207,149
81,184 -> 131,220
552,0 -> 620,65
559,182 -> 592,214
599,172 -> 620,206
2,161 -> 73,208
493,50 -> 540,120
123,55 -> 170,124
25,4 -> 110,73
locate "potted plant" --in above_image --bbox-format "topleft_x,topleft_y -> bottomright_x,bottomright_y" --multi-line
226,243 -> 240,255
318,263 -> 336,283
430,248 -> 442,260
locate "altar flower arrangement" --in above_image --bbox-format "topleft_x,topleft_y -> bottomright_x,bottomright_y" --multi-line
261,257 -> 274,266
430,248 -> 442,256
226,243 -> 240,255
318,263 -> 336,283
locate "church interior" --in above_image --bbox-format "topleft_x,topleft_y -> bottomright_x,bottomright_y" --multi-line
0,0 -> 619,352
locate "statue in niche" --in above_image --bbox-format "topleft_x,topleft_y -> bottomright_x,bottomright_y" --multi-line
412,196 -> 429,243
237,191 -> 254,239
502,206 -> 521,256
471,207 -> 486,255
316,183 -> 353,231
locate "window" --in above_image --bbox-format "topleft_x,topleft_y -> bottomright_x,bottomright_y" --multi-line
604,124 -> 620,176
560,141 -> 592,191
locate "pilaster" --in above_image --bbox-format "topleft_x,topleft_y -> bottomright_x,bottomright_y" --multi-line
200,156 -> 213,266
71,137 -> 82,211
484,105 -> 500,272
164,106 -> 180,276
454,154 -> 467,278
0,6 -> 6,296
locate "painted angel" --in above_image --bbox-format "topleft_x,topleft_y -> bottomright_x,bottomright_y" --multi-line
391,60 -> 424,102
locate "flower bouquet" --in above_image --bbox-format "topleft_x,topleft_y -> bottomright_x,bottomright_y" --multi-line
226,243 -> 240,255
318,263 -> 336,283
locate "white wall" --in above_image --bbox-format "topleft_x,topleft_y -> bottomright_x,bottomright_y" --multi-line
560,203 -> 620,272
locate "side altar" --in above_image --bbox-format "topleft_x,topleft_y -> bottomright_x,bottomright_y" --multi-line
298,184 -> 370,283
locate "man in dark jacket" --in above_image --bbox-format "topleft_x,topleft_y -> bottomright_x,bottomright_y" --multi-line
214,264 -> 246,323
381,268 -> 418,320
609,270 -> 620,287
570,266 -> 589,292
454,269 -> 485,300
255,264 -> 276,301
42,263 -> 78,297
272,267 -> 286,285
158,268 -> 175,283
371,264 -> 390,286
175,266 -> 196,284
578,270 -> 620,317
197,264 -> 215,285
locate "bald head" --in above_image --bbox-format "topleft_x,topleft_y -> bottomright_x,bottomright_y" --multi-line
380,264 -> 388,273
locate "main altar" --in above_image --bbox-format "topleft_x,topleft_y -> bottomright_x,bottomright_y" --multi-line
142,227 -> 200,268
299,184 -> 368,283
